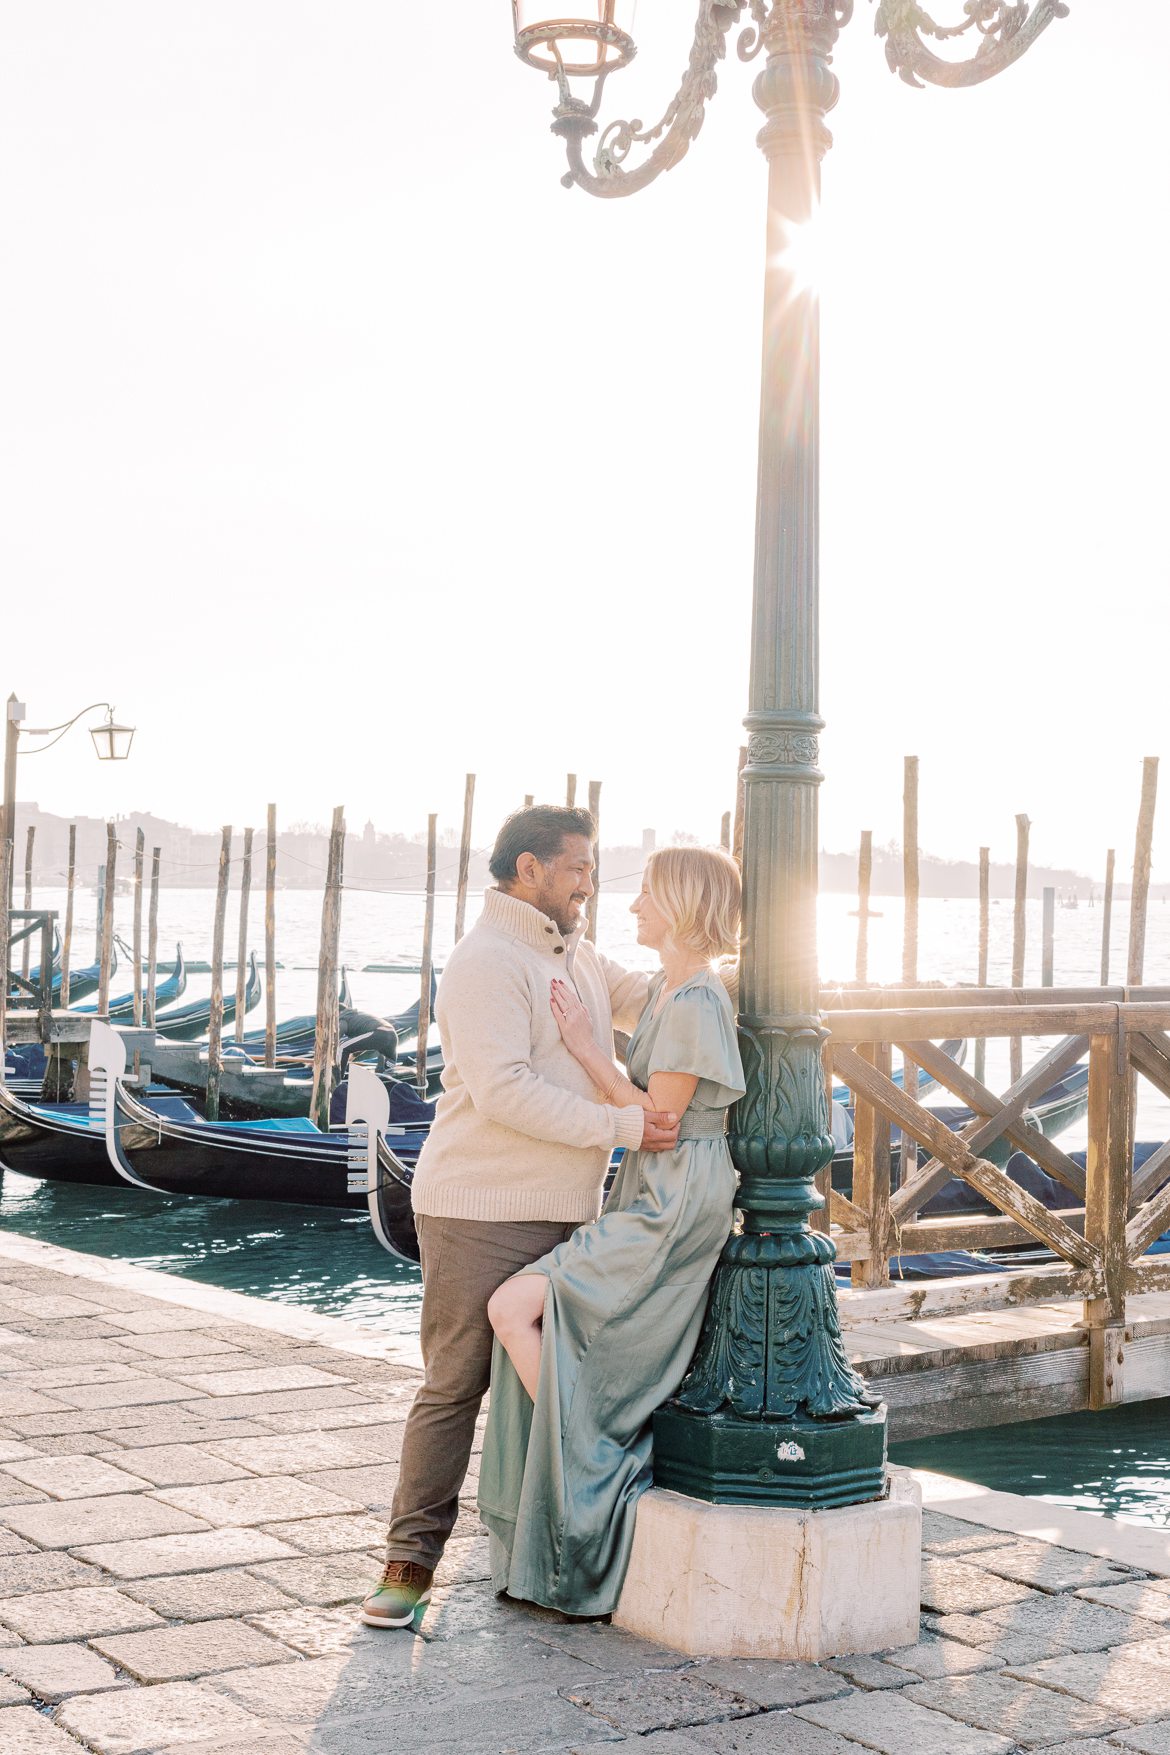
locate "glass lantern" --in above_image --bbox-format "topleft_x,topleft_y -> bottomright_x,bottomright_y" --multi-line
512,1 -> 638,77
89,710 -> 135,761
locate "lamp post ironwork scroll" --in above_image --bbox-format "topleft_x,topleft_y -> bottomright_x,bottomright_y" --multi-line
512,0 -> 1067,1510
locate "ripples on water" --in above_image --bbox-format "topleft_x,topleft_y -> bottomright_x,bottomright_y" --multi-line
892,1401 -> 1170,1528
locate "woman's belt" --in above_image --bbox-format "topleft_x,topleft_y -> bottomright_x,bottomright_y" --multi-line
676,1110 -> 729,1142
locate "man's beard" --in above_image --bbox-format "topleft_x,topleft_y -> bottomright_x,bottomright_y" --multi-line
536,883 -> 584,937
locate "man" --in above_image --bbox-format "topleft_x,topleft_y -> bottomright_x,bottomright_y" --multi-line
361,805 -> 678,1628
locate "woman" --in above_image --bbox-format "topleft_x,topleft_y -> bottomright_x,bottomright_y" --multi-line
478,844 -> 744,1619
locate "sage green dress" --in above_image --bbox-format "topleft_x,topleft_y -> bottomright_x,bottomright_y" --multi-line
477,969 -> 745,1617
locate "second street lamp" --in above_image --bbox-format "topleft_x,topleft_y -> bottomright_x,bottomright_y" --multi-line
510,0 -> 1068,1517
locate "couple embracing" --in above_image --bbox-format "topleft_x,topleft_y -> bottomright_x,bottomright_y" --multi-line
362,804 -> 744,1627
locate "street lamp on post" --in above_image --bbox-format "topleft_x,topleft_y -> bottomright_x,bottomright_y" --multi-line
512,1 -> 1068,1514
3,695 -> 137,901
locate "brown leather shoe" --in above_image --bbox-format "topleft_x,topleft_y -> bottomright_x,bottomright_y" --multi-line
360,1560 -> 434,1628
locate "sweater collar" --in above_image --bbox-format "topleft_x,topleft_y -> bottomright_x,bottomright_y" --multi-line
481,887 -> 582,954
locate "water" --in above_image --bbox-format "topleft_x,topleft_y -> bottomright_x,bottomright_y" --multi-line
6,885 -> 1170,1518
891,1400 -> 1170,1529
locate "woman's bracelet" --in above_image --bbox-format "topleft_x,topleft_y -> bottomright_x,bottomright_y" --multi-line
602,1069 -> 623,1104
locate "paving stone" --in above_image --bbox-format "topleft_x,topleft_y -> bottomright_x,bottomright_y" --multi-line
882,1635 -> 1006,1680
0,1391 -> 69,1419
527,1617 -> 691,1674
971,1539 -> 1134,1595
5,1410 -> 128,1439
626,1736 -> 711,1754
982,1593 -> 1168,1653
310,1685 -> 623,1751
1113,1722 -> 1170,1754
15,1296 -> 107,1320
561,1669 -> 757,1734
1,1493 -> 207,1550
207,1649 -> 435,1720
46,1378 -> 194,1411
3,1340 -> 138,1368
245,1603 -> 366,1657
797,1688 -> 1015,1753
205,1433 -> 377,1474
96,1418 -> 275,1450
691,1658 -> 849,1708
0,1531 -> 33,1556
1,1454 -> 151,1500
0,1705 -> 93,1753
299,1462 -> 401,1509
0,1553 -> 102,1596
93,1617 -> 293,1682
260,1402 -> 413,1434
258,1513 -> 388,1554
121,1569 -> 296,1621
76,1527 -> 298,1578
115,1332 -> 246,1359
6,1364 -> 144,1391
18,1434 -> 121,1457
1008,1644 -> 1170,1718
822,1652 -> 919,1689
0,1472 -> 49,1506
1077,1580 -> 1170,1620
0,1675 -> 32,1704
0,1586 -> 164,1642
432,1532 -> 492,1587
246,1552 -> 381,1606
153,1475 -> 360,1526
0,1443 -> 37,1464
418,1579 -> 532,1641
919,1557 -> 1039,1615
106,1309 -> 235,1334
173,1366 -> 346,1397
57,1679 -> 269,1752
108,1445 -> 251,1487
905,1672 -> 1126,1745
925,1611 -> 1083,1664
688,1721 -> 877,1754
0,1641 -> 125,1701
328,1422 -> 407,1461
176,1388 -> 370,1419
921,1512 -> 1033,1557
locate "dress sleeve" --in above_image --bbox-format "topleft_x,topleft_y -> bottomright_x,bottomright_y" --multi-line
646,983 -> 746,1107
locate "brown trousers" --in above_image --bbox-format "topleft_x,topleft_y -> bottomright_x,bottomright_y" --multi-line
384,1212 -> 576,1570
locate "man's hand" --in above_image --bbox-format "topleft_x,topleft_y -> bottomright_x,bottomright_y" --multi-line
640,1110 -> 679,1153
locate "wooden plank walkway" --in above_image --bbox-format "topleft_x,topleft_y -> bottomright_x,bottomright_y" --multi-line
1,1233 -> 1170,1751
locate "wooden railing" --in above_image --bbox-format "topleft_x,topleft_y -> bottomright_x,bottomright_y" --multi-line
819,987 -> 1170,1410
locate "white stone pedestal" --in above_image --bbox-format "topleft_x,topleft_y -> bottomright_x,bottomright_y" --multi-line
614,1467 -> 921,1661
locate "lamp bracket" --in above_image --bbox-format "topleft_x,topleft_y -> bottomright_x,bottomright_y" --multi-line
558,0 -> 747,199
874,0 -> 1069,88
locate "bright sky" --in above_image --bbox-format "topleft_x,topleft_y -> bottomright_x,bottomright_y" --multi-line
1,3 -> 1167,880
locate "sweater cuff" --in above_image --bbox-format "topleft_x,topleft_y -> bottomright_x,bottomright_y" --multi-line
609,1104 -> 645,1151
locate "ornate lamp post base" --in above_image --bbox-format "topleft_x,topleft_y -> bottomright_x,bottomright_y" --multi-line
653,1403 -> 887,1508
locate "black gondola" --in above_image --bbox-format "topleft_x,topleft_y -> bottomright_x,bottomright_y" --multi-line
154,952 -> 261,1040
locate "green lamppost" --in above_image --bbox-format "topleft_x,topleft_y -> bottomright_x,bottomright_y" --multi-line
511,0 -> 1067,1510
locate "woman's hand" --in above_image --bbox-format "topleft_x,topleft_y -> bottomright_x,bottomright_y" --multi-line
550,979 -> 597,1061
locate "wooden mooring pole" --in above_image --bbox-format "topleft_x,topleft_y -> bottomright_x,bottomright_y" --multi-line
416,813 -> 437,1097
1041,886 -> 1055,988
264,805 -> 277,1069
1010,814 -> 1030,1084
98,825 -> 117,1017
902,758 -> 919,1183
310,808 -> 345,1130
146,848 -> 161,1027
1127,757 -> 1159,986
720,811 -> 731,853
132,828 -> 145,1028
20,825 -> 34,980
855,829 -> 873,986
524,794 -> 534,809
566,774 -> 577,809
0,837 -> 10,1060
95,864 -> 105,963
234,827 -> 253,1045
974,847 -> 990,1086
454,774 -> 476,946
205,828 -> 232,1124
61,825 -> 76,1009
1100,848 -> 1115,986
586,781 -> 602,943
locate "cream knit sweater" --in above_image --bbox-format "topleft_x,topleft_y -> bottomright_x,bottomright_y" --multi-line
410,888 -> 650,1224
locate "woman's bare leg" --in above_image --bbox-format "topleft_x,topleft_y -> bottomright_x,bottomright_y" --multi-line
487,1273 -> 548,1401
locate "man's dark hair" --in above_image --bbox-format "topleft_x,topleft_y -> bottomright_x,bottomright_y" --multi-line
489,806 -> 596,883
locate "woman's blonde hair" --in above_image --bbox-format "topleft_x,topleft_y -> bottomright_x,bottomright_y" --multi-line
644,845 -> 741,961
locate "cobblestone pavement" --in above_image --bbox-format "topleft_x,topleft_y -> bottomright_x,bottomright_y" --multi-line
0,1248 -> 1168,1753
